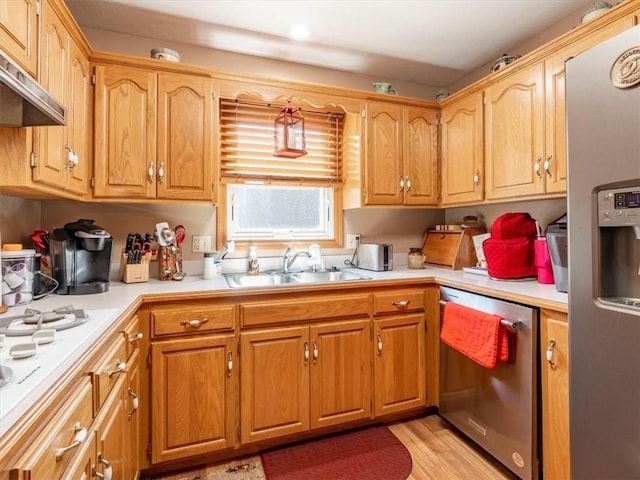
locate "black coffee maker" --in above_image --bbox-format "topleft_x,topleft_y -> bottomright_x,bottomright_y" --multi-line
50,219 -> 113,295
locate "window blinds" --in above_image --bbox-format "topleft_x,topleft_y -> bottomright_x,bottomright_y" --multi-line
219,99 -> 344,185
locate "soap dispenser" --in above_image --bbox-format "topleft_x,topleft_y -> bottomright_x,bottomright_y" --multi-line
248,246 -> 260,275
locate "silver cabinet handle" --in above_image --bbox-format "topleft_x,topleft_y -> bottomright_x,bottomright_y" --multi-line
391,300 -> 410,308
158,161 -> 165,184
405,176 -> 411,192
55,422 -> 87,461
399,176 -> 404,192
304,341 -> 309,364
148,161 -> 155,183
227,351 -> 233,377
313,340 -> 318,364
534,156 -> 542,178
377,333 -> 383,355
546,339 -> 557,370
544,154 -> 552,177
93,453 -> 112,480
179,318 -> 209,328
108,360 -> 126,377
127,388 -> 139,419
128,332 -> 143,344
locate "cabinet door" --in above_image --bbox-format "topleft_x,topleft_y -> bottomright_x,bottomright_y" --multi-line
441,92 -> 484,205
310,319 -> 372,429
544,16 -> 635,195
124,349 -> 140,480
157,74 -> 214,201
403,107 -> 439,206
241,327 -> 309,444
374,314 -> 426,416
32,0 -> 69,190
64,38 -> 91,196
0,0 -> 38,77
93,64 -> 157,199
365,102 -> 403,205
540,309 -> 569,480
95,376 -> 127,480
151,334 -> 237,463
484,63 -> 545,200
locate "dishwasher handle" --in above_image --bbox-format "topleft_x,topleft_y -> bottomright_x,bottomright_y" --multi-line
438,299 -> 523,330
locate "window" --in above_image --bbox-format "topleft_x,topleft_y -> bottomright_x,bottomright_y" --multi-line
219,98 -> 344,246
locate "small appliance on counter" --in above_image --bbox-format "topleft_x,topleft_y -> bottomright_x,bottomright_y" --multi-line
546,214 -> 568,293
49,219 -> 113,294
356,243 -> 392,271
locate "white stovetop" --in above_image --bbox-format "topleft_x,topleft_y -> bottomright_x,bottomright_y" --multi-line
0,265 -> 567,437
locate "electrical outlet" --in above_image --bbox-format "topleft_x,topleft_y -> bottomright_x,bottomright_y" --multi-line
192,235 -> 211,253
346,234 -> 361,249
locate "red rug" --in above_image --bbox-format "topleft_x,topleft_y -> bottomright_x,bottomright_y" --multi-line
260,424 -> 412,480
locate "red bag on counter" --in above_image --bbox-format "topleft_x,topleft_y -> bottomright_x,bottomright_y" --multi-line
482,212 -> 537,279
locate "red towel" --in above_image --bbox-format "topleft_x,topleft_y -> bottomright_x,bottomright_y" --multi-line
440,302 -> 510,368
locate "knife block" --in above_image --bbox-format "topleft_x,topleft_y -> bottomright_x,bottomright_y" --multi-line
120,250 -> 151,284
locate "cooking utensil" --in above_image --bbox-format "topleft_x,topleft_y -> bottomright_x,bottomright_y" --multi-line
161,227 -> 175,247
174,225 -> 185,247
155,222 -> 170,246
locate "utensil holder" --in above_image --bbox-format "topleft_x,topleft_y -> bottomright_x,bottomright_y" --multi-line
158,246 -> 182,281
120,250 -> 151,284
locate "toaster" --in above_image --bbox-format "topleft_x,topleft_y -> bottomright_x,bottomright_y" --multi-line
356,243 -> 393,271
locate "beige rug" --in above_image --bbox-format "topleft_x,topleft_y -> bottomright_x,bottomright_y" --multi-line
167,456 -> 265,480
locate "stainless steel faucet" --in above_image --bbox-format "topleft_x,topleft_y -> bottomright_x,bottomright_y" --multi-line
282,245 -> 311,273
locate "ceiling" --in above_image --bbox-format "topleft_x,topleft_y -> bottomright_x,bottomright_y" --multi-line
65,0 -> 596,87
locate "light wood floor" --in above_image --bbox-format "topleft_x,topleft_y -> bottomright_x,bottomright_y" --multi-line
151,414 -> 516,480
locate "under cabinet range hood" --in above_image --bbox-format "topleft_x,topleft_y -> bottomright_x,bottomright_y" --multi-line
0,49 -> 65,127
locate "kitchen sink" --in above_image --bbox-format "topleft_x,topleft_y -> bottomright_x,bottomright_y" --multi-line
224,269 -> 370,288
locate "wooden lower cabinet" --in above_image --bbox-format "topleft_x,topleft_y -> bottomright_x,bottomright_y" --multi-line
540,309 -> 569,480
373,313 -> 426,416
150,334 -> 238,463
240,319 -> 372,444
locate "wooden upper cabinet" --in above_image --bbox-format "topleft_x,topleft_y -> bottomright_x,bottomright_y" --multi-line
484,63 -> 546,200
31,0 -> 89,196
365,102 -> 403,205
544,16 -> 636,195
156,73 -> 214,201
93,64 -> 214,201
32,0 -> 68,190
403,106 -> 438,206
93,63 -> 157,199
0,0 -> 38,77
364,101 -> 438,206
440,92 -> 484,205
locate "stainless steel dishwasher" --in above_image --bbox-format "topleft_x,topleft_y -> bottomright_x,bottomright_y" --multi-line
439,286 -> 539,480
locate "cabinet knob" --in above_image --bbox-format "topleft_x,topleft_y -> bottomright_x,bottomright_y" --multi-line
546,339 -> 557,370
473,170 -> 480,188
148,161 -> 155,184
93,453 -> 112,480
391,300 -> 410,308
127,388 -> 139,419
405,176 -> 411,192
313,340 -> 319,364
377,333 -> 383,355
55,422 -> 87,461
227,351 -> 233,377
158,161 -> 165,184
108,360 -> 126,377
545,154 -> 552,178
399,176 -> 404,192
180,318 -> 209,328
128,332 -> 143,344
535,156 -> 542,178
304,341 -> 309,364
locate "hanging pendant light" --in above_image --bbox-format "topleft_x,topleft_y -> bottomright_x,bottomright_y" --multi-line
274,100 -> 307,158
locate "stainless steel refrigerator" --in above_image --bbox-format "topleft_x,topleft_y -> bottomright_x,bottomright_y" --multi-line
566,25 -> 640,479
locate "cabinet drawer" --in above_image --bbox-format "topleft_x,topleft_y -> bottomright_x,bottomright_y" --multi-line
373,289 -> 425,315
242,293 -> 370,327
10,378 -> 93,479
151,305 -> 236,337
121,314 -> 143,359
92,333 -> 127,411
